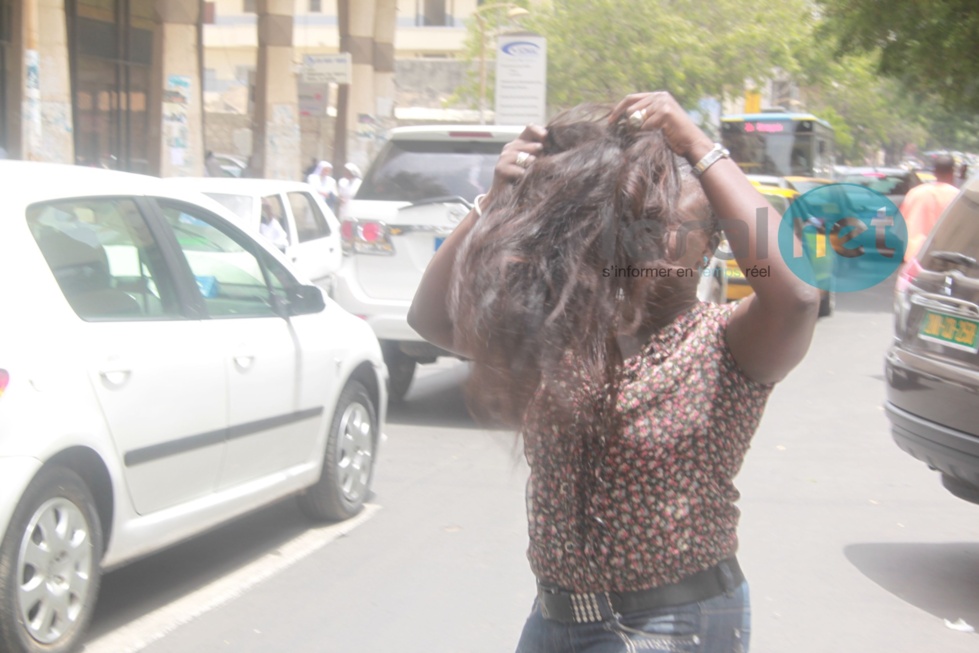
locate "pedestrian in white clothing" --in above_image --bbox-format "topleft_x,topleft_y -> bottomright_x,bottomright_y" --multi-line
307,160 -> 338,213
338,162 -> 363,219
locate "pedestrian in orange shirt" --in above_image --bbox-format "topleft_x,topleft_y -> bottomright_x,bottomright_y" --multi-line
902,153 -> 959,261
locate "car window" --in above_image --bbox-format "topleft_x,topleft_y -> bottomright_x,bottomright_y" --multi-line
158,201 -> 296,318
286,191 -> 330,242
921,192 -> 979,278
27,197 -> 180,321
356,140 -> 503,202
203,192 -> 255,225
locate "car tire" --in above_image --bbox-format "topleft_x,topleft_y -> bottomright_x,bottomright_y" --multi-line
0,466 -> 102,653
818,290 -> 835,317
382,343 -> 416,402
298,381 -> 377,522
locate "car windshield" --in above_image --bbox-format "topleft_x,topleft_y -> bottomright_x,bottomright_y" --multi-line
356,140 -> 504,203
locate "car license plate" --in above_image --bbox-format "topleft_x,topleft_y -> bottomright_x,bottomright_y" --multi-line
919,310 -> 979,353
434,236 -> 445,251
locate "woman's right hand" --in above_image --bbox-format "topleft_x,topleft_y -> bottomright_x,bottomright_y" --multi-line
608,91 -> 713,165
485,124 -> 547,205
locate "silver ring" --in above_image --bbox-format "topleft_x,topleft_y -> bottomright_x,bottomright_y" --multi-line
515,151 -> 531,168
629,108 -> 647,129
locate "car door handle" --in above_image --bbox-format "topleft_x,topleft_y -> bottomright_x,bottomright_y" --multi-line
233,353 -> 255,370
98,365 -> 131,387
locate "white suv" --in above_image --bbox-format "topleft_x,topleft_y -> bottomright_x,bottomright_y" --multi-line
334,125 -> 523,400
0,162 -> 386,653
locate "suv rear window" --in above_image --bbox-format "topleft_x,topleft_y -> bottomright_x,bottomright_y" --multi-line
920,191 -> 979,278
356,140 -> 505,203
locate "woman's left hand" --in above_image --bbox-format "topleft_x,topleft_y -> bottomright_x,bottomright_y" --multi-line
486,124 -> 547,204
609,92 -> 713,164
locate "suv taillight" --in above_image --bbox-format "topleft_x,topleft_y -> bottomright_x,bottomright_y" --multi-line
0,369 -> 8,399
341,220 -> 395,256
894,258 -> 921,335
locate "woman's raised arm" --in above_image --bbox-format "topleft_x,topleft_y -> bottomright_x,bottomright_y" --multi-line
610,92 -> 820,384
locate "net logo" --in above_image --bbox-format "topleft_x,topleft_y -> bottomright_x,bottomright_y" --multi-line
778,184 -> 907,293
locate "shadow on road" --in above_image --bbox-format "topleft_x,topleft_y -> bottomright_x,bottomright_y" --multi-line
88,498 -> 316,641
844,542 -> 979,628
832,271 -> 897,314
387,360 -> 487,429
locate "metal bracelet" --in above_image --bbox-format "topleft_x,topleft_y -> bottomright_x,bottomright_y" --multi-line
692,144 -> 730,178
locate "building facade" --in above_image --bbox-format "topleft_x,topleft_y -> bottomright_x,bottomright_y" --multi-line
0,0 -> 513,177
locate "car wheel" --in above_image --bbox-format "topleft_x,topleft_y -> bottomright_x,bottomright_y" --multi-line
298,381 -> 376,522
382,343 -> 416,402
0,466 -> 102,653
818,290 -> 835,317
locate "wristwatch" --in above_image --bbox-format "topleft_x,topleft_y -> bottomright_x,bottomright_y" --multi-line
691,143 -> 730,178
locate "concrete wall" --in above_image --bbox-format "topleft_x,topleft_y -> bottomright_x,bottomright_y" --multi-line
204,112 -> 335,178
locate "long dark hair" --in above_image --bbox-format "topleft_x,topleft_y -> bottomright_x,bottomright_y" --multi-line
450,105 -> 714,437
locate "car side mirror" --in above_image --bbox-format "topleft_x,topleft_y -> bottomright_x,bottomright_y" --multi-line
287,284 -> 326,316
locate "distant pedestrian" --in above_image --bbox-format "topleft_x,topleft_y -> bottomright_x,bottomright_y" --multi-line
337,162 -> 362,219
902,153 -> 959,261
307,160 -> 338,213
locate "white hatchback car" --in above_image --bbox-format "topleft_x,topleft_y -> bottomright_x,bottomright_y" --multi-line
163,177 -> 341,295
0,162 -> 386,653
335,125 -> 725,400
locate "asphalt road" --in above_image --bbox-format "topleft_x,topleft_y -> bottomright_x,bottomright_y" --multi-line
83,282 -> 979,652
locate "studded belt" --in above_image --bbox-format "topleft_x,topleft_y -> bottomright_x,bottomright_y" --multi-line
537,558 -> 744,624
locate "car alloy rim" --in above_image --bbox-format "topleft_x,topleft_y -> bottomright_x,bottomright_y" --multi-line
336,401 -> 374,503
17,498 -> 93,644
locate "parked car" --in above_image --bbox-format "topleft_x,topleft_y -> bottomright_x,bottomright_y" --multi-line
0,161 -> 386,653
336,125 -> 726,400
885,177 -> 978,503
163,177 -> 341,296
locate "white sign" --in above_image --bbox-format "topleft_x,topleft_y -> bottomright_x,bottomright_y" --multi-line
494,34 -> 547,126
302,53 -> 352,85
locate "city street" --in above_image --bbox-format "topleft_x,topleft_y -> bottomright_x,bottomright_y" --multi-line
82,282 -> 979,653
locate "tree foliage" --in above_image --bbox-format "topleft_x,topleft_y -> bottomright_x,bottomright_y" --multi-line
453,0 -> 977,159
818,0 -> 979,113
526,0 -> 814,111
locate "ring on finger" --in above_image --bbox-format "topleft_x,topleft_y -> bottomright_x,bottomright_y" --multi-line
515,151 -> 532,168
629,108 -> 647,129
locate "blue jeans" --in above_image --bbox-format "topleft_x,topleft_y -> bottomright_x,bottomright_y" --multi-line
514,581 -> 750,653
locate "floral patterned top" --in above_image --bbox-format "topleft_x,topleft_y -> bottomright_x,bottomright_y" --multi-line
522,301 -> 774,592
